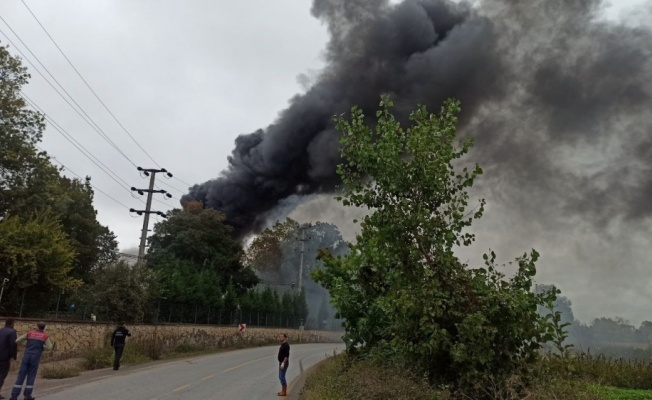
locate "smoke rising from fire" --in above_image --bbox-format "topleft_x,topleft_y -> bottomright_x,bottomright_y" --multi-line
183,0 -> 652,322
184,0 -> 651,238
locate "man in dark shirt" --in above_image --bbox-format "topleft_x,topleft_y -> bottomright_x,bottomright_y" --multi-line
0,319 -> 17,399
277,333 -> 290,397
110,322 -> 131,371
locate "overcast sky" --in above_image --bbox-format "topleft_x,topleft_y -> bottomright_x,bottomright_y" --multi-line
1,0 -> 650,325
0,0 -> 329,250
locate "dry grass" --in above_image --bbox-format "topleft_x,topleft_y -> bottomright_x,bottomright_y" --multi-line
300,354 -> 445,400
39,358 -> 83,379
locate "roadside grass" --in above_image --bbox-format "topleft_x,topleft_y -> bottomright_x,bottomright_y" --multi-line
543,351 -> 652,390
40,364 -> 81,379
299,352 -> 652,400
81,347 -> 113,370
591,385 -> 652,400
299,354 -> 445,400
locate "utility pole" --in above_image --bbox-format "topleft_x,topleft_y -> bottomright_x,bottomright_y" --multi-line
297,223 -> 312,293
130,167 -> 173,264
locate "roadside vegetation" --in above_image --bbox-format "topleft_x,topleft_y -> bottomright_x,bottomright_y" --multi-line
300,353 -> 652,400
309,97 -> 652,399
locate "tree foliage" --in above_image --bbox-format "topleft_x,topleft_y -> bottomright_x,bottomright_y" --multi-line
0,43 -> 118,317
0,211 -> 81,299
0,43 -> 53,218
244,219 -> 300,271
314,97 -> 559,397
76,262 -> 159,323
147,202 -> 259,317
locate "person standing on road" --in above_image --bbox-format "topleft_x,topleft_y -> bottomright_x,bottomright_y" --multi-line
0,319 -> 17,398
110,322 -> 131,371
10,321 -> 53,400
277,333 -> 290,397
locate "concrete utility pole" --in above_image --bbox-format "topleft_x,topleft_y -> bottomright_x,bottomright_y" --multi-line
130,167 -> 173,264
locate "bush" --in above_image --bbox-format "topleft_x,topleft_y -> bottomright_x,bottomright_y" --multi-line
315,98 -> 561,398
40,365 -> 81,379
122,343 -> 152,365
82,347 -> 113,370
82,343 -> 152,370
134,338 -> 164,361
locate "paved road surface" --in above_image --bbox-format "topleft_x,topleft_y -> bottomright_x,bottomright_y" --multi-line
33,343 -> 343,400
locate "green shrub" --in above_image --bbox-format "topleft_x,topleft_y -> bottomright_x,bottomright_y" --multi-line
315,98 -> 563,399
133,339 -> 164,361
82,347 -> 113,370
122,343 -> 151,365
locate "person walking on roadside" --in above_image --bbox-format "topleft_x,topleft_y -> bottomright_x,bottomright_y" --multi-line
0,319 -> 17,399
10,321 -> 53,400
277,333 -> 290,397
110,322 -> 131,371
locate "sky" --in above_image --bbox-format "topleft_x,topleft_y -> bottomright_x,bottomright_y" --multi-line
0,0 -> 330,251
1,0 -> 650,325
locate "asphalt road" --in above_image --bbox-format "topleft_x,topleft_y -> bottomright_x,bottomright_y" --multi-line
34,343 -> 343,400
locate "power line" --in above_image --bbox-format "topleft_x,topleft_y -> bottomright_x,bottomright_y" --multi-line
21,93 -> 136,192
173,176 -> 193,188
0,21 -> 137,167
20,0 -> 161,167
21,94 -> 146,206
156,179 -> 186,194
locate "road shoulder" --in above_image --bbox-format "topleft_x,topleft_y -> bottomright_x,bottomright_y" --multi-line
288,357 -> 328,400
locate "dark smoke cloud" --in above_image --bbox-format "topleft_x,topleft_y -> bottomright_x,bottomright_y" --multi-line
184,0 -> 652,238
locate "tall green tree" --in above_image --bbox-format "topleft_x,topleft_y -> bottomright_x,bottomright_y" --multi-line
54,176 -> 118,279
314,98 -> 559,397
244,219 -> 300,272
0,43 -> 56,218
148,202 -> 259,321
76,261 -> 159,323
148,202 -> 258,292
1,44 -> 118,285
0,211 -> 81,314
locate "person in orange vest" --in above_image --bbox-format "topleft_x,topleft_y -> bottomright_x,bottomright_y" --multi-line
10,322 -> 53,400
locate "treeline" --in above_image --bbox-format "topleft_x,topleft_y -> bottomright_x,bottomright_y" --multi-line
0,44 -> 314,327
538,285 -> 652,349
154,286 -> 309,328
0,44 -> 118,316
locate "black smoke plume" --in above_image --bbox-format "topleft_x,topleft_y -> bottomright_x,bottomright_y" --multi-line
183,0 -> 652,238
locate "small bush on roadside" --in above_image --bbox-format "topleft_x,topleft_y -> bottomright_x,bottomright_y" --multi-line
40,365 -> 81,379
81,347 -> 113,370
122,343 -> 151,365
131,338 -> 164,361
